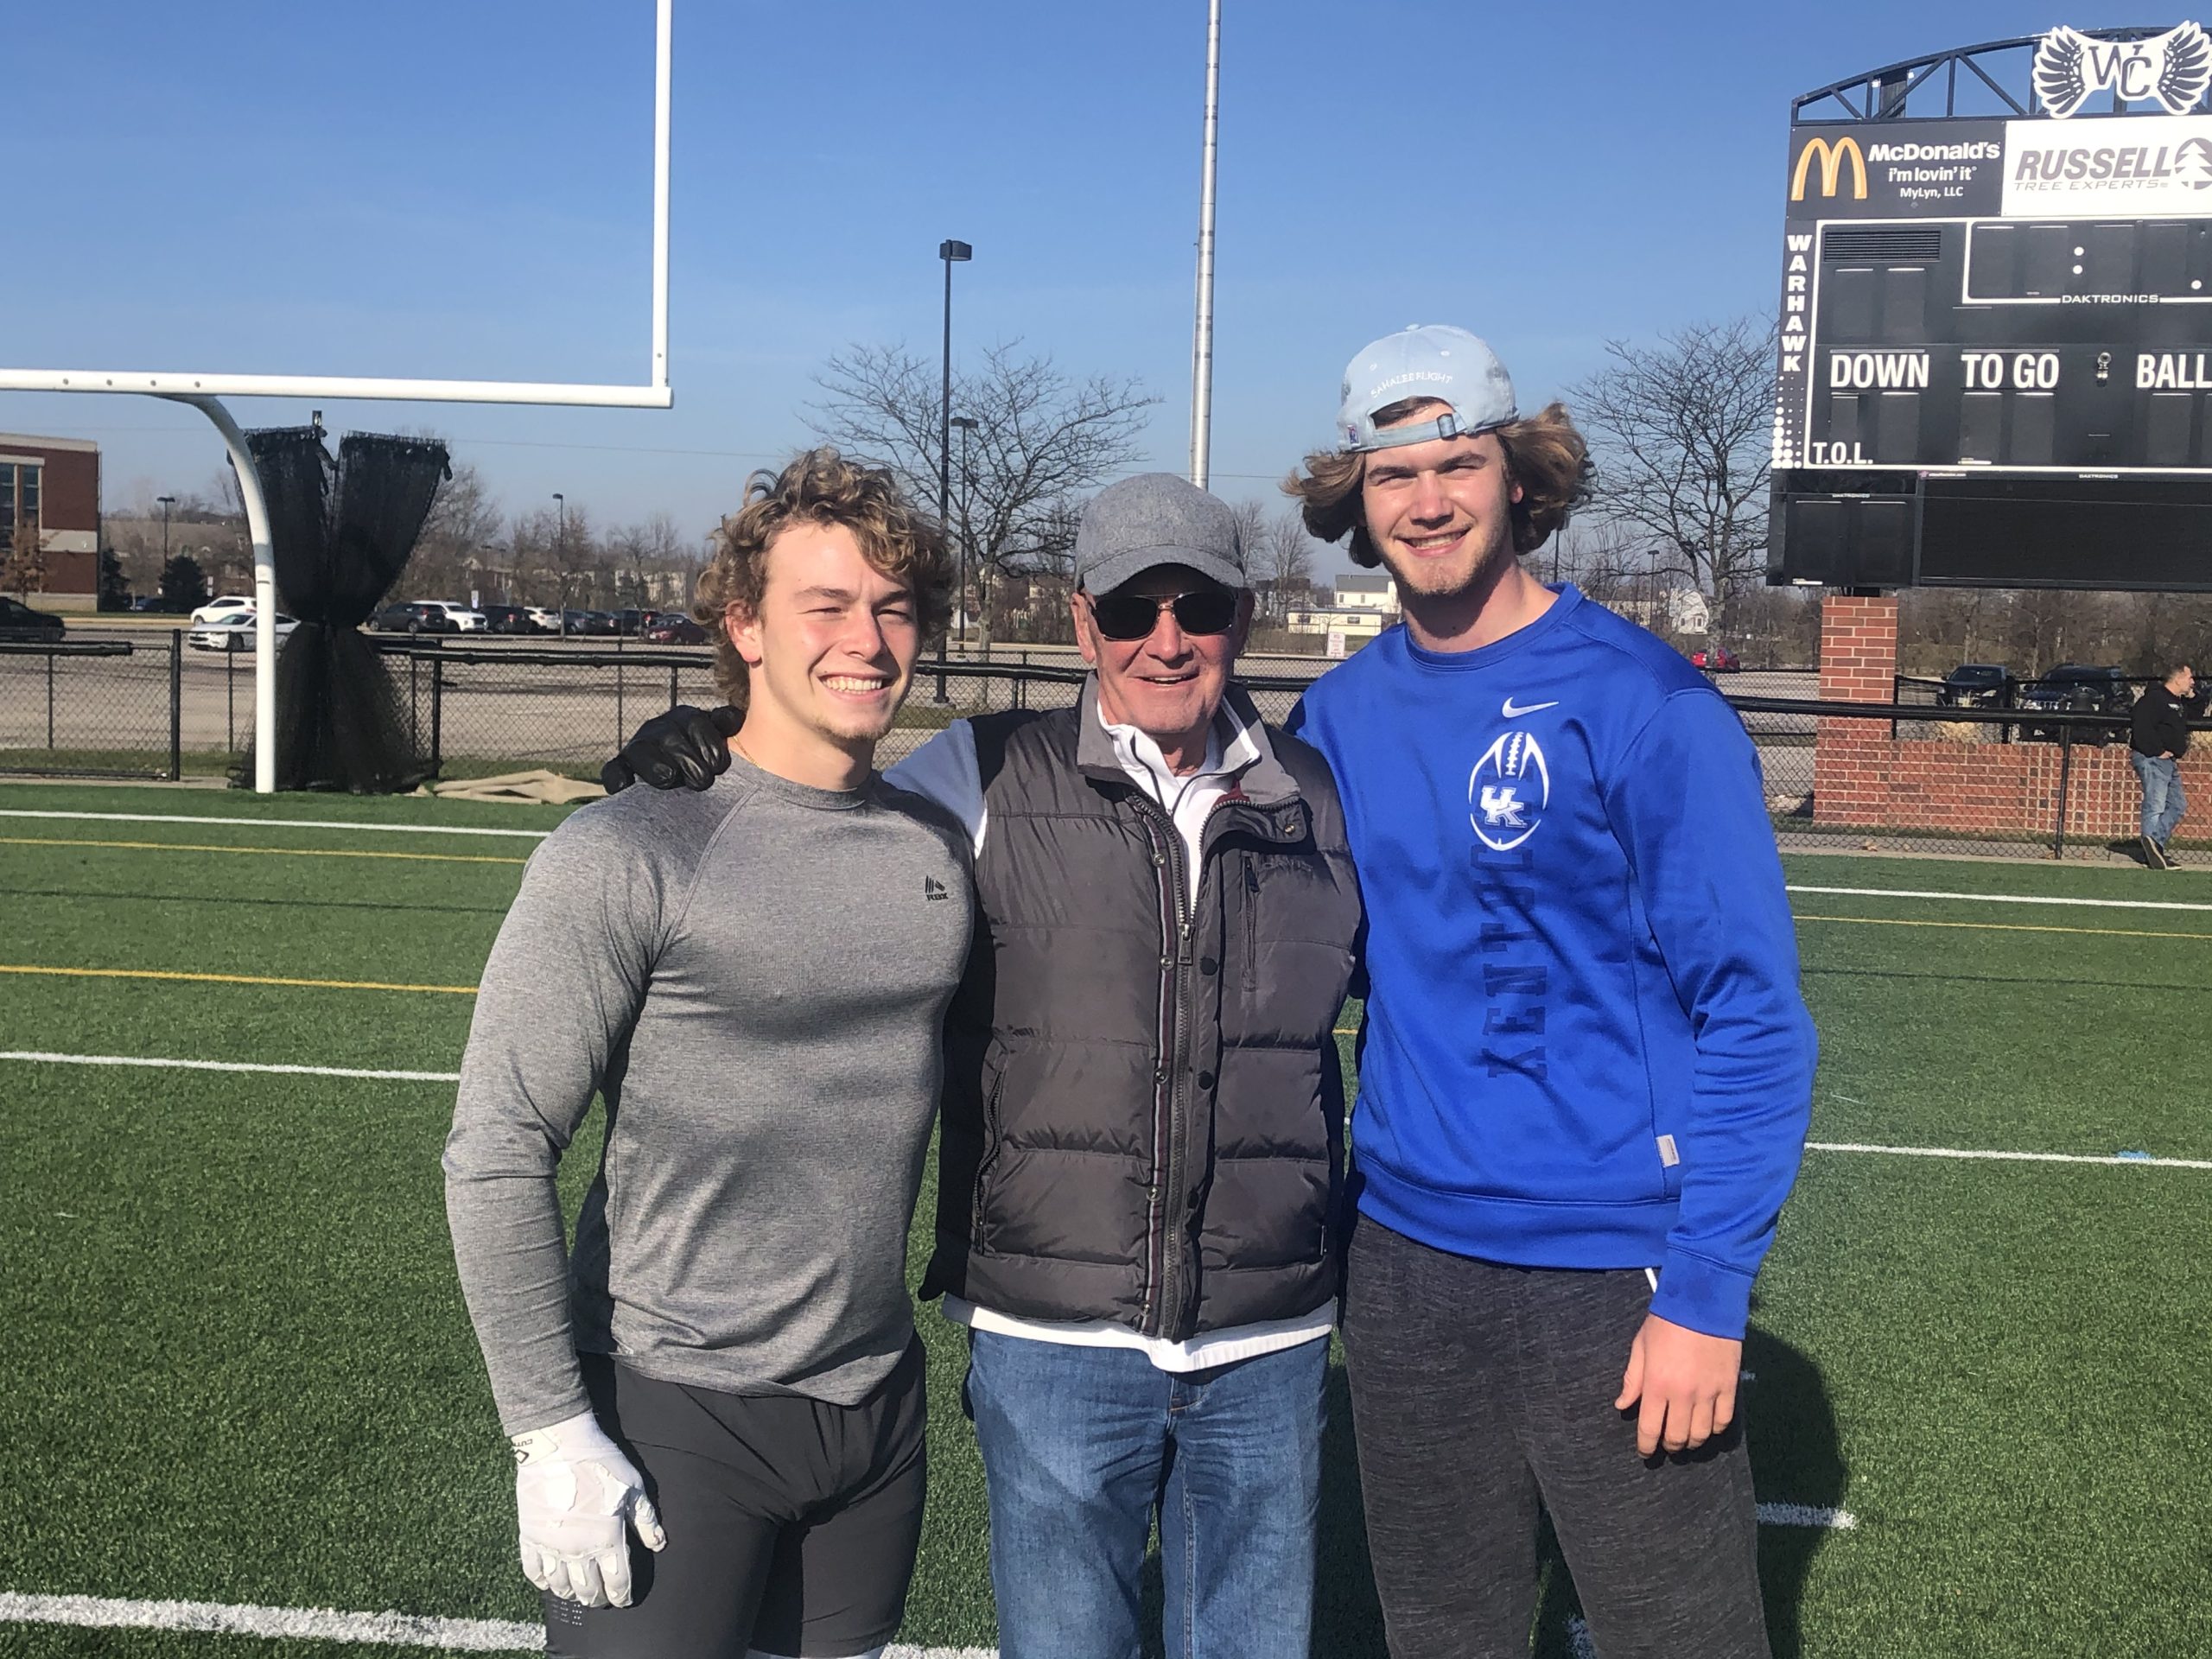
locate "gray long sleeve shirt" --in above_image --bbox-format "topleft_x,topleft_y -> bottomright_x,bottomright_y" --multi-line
443,753 -> 972,1435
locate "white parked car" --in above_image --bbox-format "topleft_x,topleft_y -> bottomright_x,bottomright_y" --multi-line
189,594 -> 256,627
424,600 -> 488,632
188,611 -> 299,652
525,606 -> 560,633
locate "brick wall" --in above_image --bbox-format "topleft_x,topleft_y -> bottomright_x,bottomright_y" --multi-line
1808,591 -> 2203,844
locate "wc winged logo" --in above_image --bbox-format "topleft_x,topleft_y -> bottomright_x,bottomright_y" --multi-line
1789,136 -> 1867,202
2034,22 -> 2212,118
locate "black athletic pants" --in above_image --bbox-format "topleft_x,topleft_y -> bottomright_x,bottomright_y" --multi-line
1341,1220 -> 1769,1659
544,1340 -> 927,1659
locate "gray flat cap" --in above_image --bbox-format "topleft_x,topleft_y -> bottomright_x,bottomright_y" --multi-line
1073,473 -> 1247,595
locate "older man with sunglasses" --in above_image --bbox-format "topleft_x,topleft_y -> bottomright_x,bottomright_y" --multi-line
603,474 -> 1361,1659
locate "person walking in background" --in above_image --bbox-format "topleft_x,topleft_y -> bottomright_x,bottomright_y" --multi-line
2129,663 -> 2195,869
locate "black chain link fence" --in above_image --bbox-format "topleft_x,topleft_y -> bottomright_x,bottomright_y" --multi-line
0,633 -> 186,779
0,634 -> 2196,868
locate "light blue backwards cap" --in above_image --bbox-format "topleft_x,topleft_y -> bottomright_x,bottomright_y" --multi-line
1337,324 -> 1517,453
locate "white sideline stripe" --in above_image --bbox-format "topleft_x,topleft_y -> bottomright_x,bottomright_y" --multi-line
1809,1140 -> 2212,1170
1789,882 -> 2212,913
0,1593 -> 539,1651
1,1051 -> 460,1083
0,1592 -> 995,1656
0,810 -> 550,840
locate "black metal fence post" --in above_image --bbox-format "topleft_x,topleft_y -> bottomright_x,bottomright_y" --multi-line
668,664 -> 678,712
2052,721 -> 2075,859
168,631 -> 183,779
616,658 -> 626,751
430,657 -> 445,773
225,648 -> 237,753
45,645 -> 56,750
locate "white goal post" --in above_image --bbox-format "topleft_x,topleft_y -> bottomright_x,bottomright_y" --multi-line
0,0 -> 675,791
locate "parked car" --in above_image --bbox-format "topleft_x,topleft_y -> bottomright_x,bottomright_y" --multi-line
189,594 -> 256,628
1936,663 -> 2018,709
569,609 -> 620,636
0,595 -> 66,639
129,594 -> 179,613
423,601 -> 487,632
1690,645 -> 1741,672
481,604 -> 547,635
2018,664 -> 2133,742
188,611 -> 299,652
525,606 -> 560,633
372,601 -> 457,634
613,607 -> 651,636
641,612 -> 708,644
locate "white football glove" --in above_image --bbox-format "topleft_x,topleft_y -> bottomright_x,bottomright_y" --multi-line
511,1409 -> 666,1608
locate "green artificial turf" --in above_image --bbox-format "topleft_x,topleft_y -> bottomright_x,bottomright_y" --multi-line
2,797 -> 2209,1655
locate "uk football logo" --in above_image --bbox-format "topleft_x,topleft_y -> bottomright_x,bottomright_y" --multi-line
1468,728 -> 1551,853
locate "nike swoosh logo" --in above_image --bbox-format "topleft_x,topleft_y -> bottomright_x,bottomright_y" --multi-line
1502,698 -> 1559,718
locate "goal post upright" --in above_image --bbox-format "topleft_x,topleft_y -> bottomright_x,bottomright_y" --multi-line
0,0 -> 675,791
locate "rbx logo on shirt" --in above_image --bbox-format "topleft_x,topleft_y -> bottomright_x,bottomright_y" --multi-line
1468,728 -> 1551,852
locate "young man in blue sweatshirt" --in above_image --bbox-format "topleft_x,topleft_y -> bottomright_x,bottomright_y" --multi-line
1285,327 -> 1817,1659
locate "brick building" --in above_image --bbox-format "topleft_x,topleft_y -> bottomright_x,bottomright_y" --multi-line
0,434 -> 101,608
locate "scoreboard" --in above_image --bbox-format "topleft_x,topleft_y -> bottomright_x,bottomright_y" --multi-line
1769,27 -> 2212,589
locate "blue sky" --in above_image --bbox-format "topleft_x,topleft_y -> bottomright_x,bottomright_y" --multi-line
1,1 -> 2090,575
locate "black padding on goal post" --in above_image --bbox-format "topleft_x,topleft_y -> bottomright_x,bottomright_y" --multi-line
238,426 -> 451,792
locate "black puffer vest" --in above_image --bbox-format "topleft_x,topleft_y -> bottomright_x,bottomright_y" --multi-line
920,681 -> 1362,1339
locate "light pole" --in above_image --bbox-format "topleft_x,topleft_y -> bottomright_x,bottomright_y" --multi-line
1189,0 -> 1223,488
934,238 -> 972,700
950,415 -> 977,646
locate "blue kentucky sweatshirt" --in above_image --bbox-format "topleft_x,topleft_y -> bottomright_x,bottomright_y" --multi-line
1287,586 -> 1815,1340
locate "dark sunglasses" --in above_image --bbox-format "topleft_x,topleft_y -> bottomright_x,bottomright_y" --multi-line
1086,588 -> 1239,641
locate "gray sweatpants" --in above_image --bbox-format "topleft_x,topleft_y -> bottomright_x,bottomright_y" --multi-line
1341,1220 -> 1768,1659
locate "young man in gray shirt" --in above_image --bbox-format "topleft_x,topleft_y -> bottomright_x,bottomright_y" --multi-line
444,448 -> 971,1659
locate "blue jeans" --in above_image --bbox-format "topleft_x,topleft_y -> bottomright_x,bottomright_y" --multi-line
2133,751 -> 2185,845
963,1330 -> 1327,1659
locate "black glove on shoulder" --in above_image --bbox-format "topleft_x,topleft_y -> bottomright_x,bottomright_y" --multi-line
601,703 -> 742,794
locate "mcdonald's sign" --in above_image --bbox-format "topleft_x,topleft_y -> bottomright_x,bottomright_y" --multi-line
1791,136 -> 1868,200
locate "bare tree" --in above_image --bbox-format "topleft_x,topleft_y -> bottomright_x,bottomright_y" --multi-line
0,499 -> 42,597
1547,516 -> 1649,604
810,340 -> 1157,650
1249,507 -> 1318,625
412,461 -> 504,601
1571,317 -> 1776,625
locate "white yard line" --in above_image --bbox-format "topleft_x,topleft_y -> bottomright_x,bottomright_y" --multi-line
1788,883 -> 2212,913
1808,1141 -> 2212,1171
0,1592 -> 995,1656
17,1054 -> 2212,1168
0,1594 -> 539,1653
0,810 -> 550,840
1,1051 -> 460,1083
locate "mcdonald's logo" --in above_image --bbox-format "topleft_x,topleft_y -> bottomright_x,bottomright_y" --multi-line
1791,136 -> 1868,201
